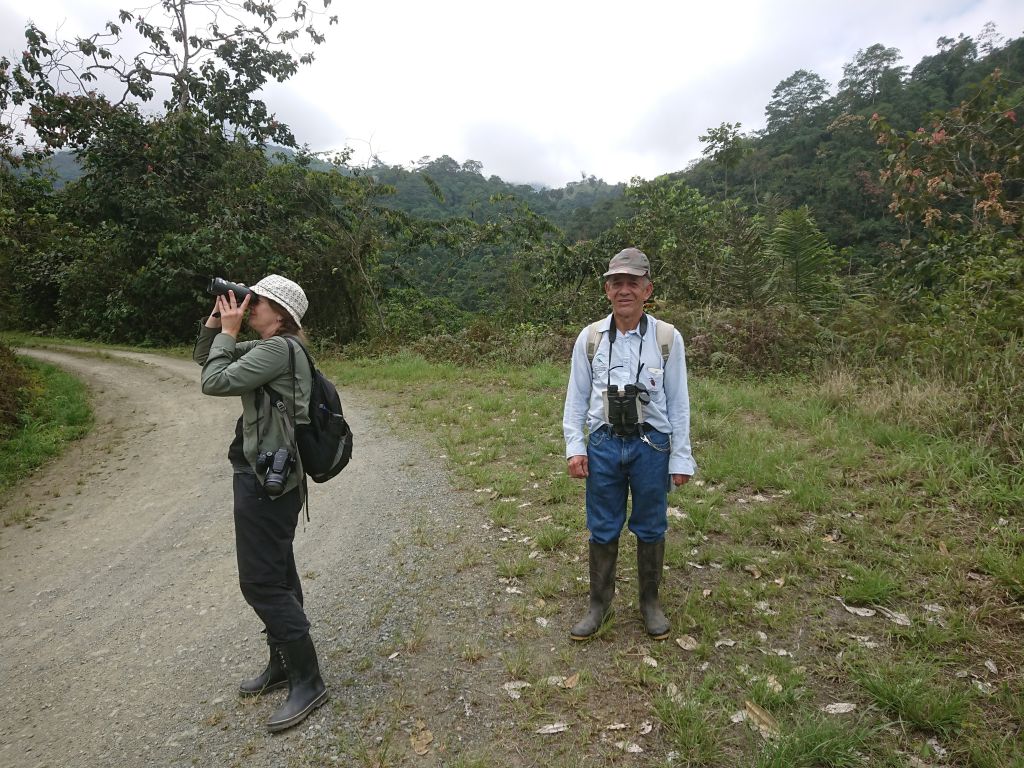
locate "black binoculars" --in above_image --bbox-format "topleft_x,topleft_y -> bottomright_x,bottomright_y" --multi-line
207,277 -> 255,302
606,382 -> 651,436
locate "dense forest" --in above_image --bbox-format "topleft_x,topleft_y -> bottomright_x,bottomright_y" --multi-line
1,6 -> 1021,461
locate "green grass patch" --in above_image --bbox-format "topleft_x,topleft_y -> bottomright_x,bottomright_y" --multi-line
326,351 -> 1023,766
837,563 -> 904,606
653,689 -> 726,765
534,524 -> 571,552
755,715 -> 877,768
1,357 -> 92,507
854,661 -> 971,739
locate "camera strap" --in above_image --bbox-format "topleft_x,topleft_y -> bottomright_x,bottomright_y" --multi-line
605,313 -> 648,392
261,337 -> 309,518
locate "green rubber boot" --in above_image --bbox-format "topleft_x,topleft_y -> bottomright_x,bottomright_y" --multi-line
637,538 -> 670,640
570,539 -> 618,641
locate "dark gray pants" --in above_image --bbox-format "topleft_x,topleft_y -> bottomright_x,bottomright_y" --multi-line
232,472 -> 309,642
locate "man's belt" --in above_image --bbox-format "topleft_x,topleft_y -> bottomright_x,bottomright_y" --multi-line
605,422 -> 655,438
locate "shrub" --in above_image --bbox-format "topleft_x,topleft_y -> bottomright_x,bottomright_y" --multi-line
0,342 -> 30,439
407,318 -> 574,367
666,304 -> 825,374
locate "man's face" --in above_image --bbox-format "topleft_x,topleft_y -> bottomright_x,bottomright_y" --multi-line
604,273 -> 653,315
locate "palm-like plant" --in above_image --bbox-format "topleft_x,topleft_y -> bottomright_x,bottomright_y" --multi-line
768,206 -> 835,308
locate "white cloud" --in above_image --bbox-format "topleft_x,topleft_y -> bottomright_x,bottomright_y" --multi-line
3,0 -> 1024,186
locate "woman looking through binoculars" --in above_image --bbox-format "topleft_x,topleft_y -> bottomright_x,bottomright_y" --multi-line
192,274 -> 328,732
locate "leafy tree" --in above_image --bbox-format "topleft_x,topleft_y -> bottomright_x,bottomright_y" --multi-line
765,69 -> 831,133
1,170 -> 60,327
976,21 -> 1005,57
908,35 -> 978,106
872,69 -> 1022,307
2,0 -> 336,152
620,176 -> 719,303
698,122 -> 749,195
872,71 -> 1023,237
838,43 -> 906,109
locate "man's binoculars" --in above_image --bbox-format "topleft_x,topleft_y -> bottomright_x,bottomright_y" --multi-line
605,382 -> 650,436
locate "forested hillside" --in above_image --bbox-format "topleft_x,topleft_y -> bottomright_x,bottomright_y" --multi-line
1,10 -> 1021,460
682,29 -> 1024,266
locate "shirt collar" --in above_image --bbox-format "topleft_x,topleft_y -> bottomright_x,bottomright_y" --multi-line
600,313 -> 647,337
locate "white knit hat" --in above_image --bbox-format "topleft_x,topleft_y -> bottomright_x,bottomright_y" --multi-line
251,274 -> 308,327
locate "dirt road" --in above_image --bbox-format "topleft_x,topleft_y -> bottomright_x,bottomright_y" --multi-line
0,346 -> 494,767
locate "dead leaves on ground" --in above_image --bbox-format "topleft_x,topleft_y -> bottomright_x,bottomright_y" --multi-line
503,672 -> 578,700
409,720 -> 433,756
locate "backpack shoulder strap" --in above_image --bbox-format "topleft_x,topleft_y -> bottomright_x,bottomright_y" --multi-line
262,335 -> 296,407
278,336 -> 309,510
282,335 -> 316,374
587,317 -> 671,363
654,319 -> 675,363
585,320 -> 603,363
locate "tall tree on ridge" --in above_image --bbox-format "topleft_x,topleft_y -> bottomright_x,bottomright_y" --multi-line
764,69 -> 831,134
838,43 -> 906,109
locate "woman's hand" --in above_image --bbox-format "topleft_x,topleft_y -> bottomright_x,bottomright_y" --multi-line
204,300 -> 223,329
214,292 -> 251,338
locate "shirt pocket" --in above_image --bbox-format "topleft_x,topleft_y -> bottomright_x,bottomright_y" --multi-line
644,367 -> 665,393
591,351 -> 609,380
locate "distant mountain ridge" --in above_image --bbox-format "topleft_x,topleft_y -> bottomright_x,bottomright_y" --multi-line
29,145 -> 628,237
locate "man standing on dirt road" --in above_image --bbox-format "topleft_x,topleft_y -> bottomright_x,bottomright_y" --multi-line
562,247 -> 696,641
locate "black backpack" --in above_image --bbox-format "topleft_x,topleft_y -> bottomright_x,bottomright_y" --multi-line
271,337 -> 352,483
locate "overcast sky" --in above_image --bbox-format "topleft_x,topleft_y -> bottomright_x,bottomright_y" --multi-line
3,0 -> 1023,187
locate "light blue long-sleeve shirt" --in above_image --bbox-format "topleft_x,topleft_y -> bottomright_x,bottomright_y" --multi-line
563,313 -> 697,476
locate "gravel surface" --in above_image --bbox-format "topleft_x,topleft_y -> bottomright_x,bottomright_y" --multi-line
0,346 -> 514,767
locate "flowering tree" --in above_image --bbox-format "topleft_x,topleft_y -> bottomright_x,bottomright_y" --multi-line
871,70 -> 1022,236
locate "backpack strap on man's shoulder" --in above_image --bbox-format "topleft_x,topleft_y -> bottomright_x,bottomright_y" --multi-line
587,316 -> 673,363
654,320 -> 675,363
585,321 -> 603,363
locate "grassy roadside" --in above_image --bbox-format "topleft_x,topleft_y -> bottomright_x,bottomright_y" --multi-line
324,351 -> 1023,767
0,334 -> 183,520
0,356 -> 92,520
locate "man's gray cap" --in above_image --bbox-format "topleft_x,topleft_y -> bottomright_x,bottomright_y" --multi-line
604,247 -> 651,278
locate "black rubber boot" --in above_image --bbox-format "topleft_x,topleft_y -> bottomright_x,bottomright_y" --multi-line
239,638 -> 288,697
266,635 -> 329,733
637,538 -> 670,640
570,539 -> 618,641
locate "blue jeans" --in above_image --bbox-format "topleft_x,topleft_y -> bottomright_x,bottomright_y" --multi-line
585,425 -> 672,544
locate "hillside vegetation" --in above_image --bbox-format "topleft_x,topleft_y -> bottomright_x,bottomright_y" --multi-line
2,11 -> 1020,449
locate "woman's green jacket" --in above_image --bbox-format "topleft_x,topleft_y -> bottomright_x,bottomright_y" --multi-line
193,324 -> 311,497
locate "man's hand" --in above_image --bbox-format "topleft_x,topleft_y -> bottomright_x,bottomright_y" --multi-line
671,474 -> 691,487
567,455 -> 588,479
